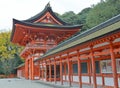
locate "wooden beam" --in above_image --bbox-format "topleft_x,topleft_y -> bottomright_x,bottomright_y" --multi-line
90,46 -> 97,88
77,50 -> 82,88
60,55 -> 63,85
31,57 -> 34,80
67,53 -> 72,86
42,61 -> 44,81
49,60 -> 52,82
109,41 -> 118,88
54,57 -> 57,84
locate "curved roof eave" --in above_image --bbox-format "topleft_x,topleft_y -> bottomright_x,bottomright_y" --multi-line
13,19 -> 82,29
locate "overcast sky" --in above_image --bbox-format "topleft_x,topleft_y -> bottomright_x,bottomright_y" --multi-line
0,0 -> 100,31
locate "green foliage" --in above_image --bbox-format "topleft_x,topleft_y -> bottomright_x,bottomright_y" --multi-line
77,8 -> 91,24
0,31 -> 23,75
57,0 -> 120,32
60,11 -> 79,24
86,0 -> 120,29
77,8 -> 91,31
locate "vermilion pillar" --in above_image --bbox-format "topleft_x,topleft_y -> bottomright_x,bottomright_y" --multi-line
67,53 -> 71,86
49,60 -> 52,82
38,61 -> 40,80
90,46 -> 97,88
25,59 -> 29,79
39,61 -> 41,80
60,55 -> 63,85
77,50 -> 82,88
30,58 -> 32,80
54,57 -> 57,84
64,63 -> 66,81
88,58 -> 91,84
42,61 -> 44,81
45,61 -> 47,81
31,57 -> 34,80
109,41 -> 118,88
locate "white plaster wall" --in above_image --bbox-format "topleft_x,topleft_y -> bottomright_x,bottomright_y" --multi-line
91,76 -> 102,85
118,78 -> 120,87
40,78 -> 46,81
73,76 -> 79,82
96,77 -> 102,85
82,76 -> 89,83
104,77 -> 114,86
66,75 -> 69,81
91,77 -> 93,84
34,76 -> 39,80
63,75 -> 65,80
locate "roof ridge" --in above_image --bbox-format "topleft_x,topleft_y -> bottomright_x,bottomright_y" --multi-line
21,3 -> 69,25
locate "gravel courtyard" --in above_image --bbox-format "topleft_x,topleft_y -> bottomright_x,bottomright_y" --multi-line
0,78 -> 54,88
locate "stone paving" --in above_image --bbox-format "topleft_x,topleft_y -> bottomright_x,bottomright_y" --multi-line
35,80 -> 102,88
0,78 -> 53,88
0,78 -> 102,88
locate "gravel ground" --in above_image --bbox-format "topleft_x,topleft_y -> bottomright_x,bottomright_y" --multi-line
0,78 -> 54,88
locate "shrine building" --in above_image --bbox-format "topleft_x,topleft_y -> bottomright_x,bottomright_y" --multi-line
11,3 -> 120,88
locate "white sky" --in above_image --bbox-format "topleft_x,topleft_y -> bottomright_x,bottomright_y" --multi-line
0,0 -> 100,31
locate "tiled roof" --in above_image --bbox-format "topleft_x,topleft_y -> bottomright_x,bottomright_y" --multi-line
35,14 -> 120,61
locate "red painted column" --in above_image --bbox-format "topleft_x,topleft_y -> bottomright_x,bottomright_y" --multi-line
39,61 -> 41,80
54,57 -> 57,84
109,41 -> 118,88
49,60 -> 52,82
88,59 -> 91,84
60,55 -> 63,85
45,61 -> 48,81
64,63 -> 66,81
27,59 -> 29,79
42,61 -> 44,81
37,61 -> 40,79
31,57 -> 34,80
90,46 -> 97,88
30,58 -> 32,80
25,59 -> 28,79
67,53 -> 72,86
77,50 -> 82,88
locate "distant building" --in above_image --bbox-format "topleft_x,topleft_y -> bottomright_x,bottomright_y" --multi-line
11,3 -> 120,88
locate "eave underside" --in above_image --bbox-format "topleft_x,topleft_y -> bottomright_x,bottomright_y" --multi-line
11,21 -> 81,46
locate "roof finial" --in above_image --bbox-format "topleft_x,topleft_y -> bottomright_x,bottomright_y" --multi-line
46,1 -> 50,7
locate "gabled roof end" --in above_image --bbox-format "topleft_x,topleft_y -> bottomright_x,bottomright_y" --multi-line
46,2 -> 51,8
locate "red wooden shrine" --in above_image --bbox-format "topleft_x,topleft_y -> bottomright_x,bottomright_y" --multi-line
11,3 -> 82,80
11,3 -> 120,88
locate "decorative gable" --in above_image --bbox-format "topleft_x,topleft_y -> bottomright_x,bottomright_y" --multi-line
34,12 -> 61,25
24,3 -> 68,25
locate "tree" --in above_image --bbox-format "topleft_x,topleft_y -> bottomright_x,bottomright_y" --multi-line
0,31 -> 23,76
85,0 -> 120,29
77,8 -> 92,31
60,11 -> 79,24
